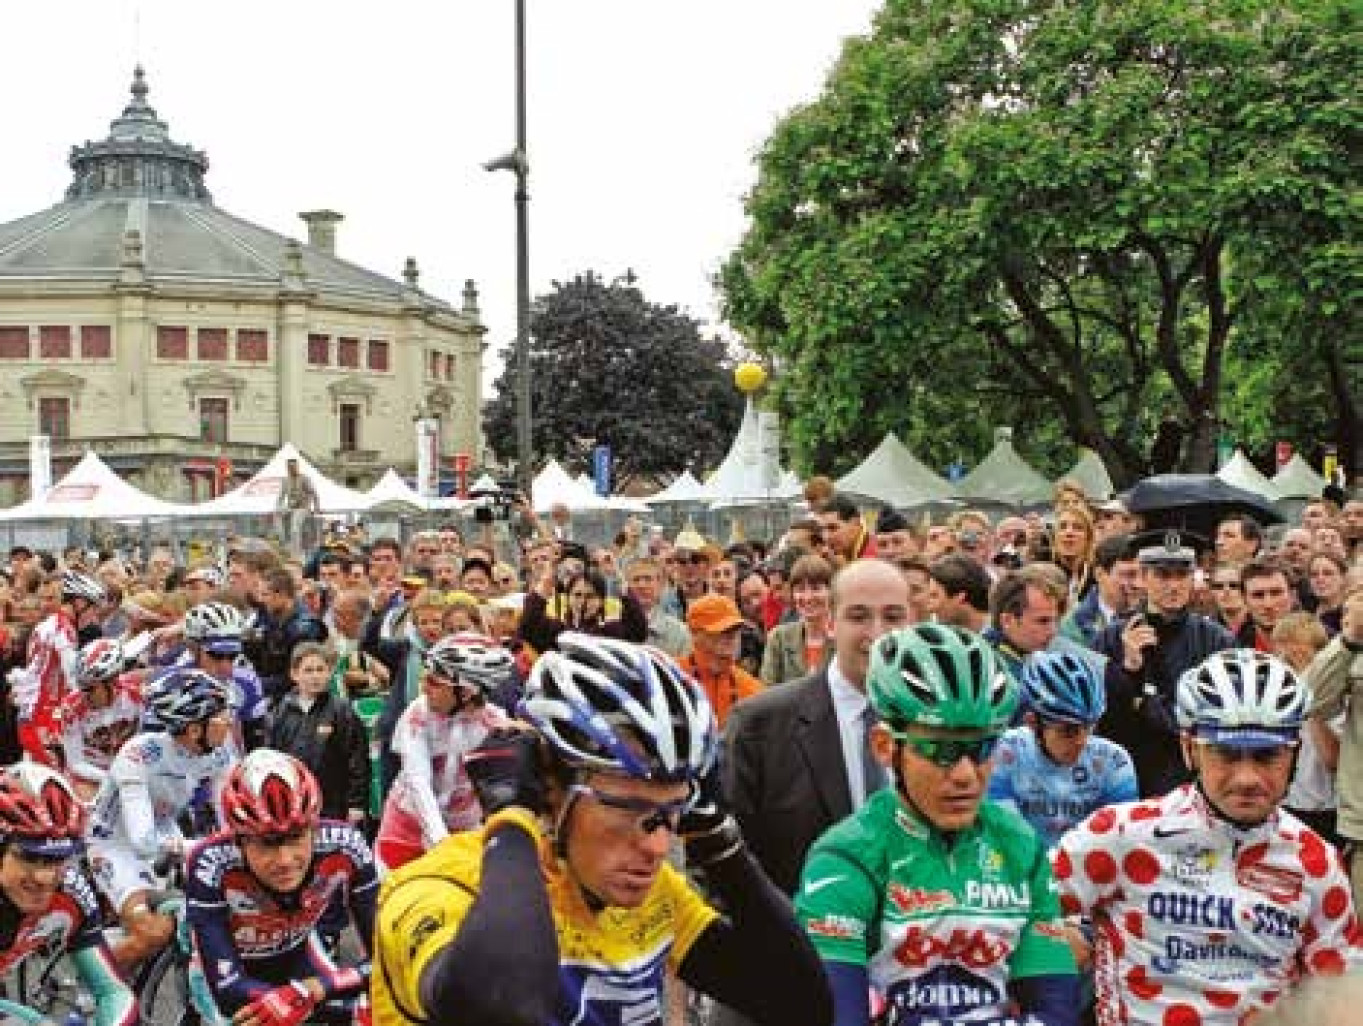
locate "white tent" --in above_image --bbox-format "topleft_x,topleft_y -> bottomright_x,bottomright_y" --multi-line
1271,453 -> 1327,500
952,427 -> 1053,506
0,450 -> 190,521
646,470 -> 707,505
700,400 -> 799,504
189,443 -> 371,515
532,459 -> 608,511
1062,447 -> 1116,500
836,433 -> 954,508
364,469 -> 433,511
1216,449 -> 1277,500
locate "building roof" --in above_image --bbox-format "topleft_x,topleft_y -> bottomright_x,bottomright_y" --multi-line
0,67 -> 461,313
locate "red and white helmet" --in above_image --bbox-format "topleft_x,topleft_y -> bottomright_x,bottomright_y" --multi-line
220,749 -> 321,838
77,638 -> 125,687
0,762 -> 87,857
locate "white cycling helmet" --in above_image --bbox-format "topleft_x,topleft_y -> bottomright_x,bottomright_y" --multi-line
1176,649 -> 1307,748
61,570 -> 106,604
424,632 -> 516,698
519,633 -> 717,784
184,602 -> 243,642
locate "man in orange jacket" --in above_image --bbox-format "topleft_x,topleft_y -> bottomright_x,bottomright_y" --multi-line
680,594 -> 763,727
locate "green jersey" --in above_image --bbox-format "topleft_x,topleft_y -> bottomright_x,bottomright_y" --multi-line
797,789 -> 1074,1024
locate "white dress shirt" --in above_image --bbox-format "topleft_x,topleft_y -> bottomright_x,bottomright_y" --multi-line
827,658 -> 877,809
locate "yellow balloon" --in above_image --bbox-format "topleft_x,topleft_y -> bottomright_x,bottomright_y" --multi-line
734,362 -> 767,393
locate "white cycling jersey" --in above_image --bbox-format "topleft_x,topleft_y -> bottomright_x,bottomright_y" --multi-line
1054,783 -> 1363,1025
378,697 -> 509,850
88,730 -> 236,859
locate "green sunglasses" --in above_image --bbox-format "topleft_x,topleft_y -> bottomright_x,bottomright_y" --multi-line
887,729 -> 1003,768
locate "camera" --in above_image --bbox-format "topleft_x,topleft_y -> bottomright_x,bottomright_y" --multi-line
471,479 -> 522,524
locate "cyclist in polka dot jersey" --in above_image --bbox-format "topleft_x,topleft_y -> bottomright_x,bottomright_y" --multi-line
1054,650 -> 1363,1025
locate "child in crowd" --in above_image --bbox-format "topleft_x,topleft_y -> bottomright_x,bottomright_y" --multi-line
267,642 -> 369,827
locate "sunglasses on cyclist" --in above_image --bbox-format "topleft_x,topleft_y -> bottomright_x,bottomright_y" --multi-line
570,784 -> 692,836
887,729 -> 1002,768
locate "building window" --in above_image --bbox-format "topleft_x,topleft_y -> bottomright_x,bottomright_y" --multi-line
367,339 -> 389,371
444,353 -> 456,381
199,398 -> 229,443
338,337 -> 360,369
0,327 -> 29,359
429,351 -> 441,378
80,325 -> 112,359
307,334 -> 330,366
38,397 -> 70,439
339,403 -> 360,452
157,326 -> 188,359
197,328 -> 228,361
236,329 -> 268,363
39,326 -> 72,359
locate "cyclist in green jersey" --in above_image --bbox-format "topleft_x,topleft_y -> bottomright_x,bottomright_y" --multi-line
796,623 -> 1079,1026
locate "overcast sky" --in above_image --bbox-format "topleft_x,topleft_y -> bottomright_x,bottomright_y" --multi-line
3,0 -> 880,382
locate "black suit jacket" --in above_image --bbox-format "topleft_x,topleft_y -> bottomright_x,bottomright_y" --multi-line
721,669 -> 852,895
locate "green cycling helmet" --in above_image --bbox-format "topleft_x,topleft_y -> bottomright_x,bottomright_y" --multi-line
869,624 -> 1018,733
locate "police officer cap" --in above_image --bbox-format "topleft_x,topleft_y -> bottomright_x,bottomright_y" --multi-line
1137,530 -> 1197,568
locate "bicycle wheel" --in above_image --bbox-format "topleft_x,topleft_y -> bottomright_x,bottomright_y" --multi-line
137,948 -> 201,1026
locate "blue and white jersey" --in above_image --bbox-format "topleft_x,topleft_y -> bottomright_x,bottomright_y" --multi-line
987,726 -> 1138,850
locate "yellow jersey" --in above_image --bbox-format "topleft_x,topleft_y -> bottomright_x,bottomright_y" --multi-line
373,823 -> 718,1025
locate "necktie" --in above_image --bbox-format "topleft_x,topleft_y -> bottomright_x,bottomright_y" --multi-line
860,704 -> 886,804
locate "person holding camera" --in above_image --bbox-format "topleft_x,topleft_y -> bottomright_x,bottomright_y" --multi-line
371,633 -> 831,1026
1092,534 -> 1235,797
518,564 -> 647,655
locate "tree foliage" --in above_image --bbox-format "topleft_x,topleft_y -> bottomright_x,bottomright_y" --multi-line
483,272 -> 744,484
720,0 -> 1359,485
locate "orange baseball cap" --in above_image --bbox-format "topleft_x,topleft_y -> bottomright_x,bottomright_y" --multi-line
686,593 -> 744,634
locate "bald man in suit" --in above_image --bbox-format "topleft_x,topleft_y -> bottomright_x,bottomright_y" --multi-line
712,560 -> 911,1026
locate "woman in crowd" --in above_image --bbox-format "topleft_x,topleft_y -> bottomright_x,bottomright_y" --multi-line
760,553 -> 834,685
518,567 -> 646,652
1051,505 -> 1097,604
1307,551 -> 1349,635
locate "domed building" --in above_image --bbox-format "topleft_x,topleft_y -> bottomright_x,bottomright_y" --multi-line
0,67 -> 484,504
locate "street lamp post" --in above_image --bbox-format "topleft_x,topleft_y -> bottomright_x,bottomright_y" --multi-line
486,0 -> 533,496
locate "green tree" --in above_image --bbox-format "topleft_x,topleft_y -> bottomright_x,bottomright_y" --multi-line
484,272 -> 744,485
721,0 -> 1359,484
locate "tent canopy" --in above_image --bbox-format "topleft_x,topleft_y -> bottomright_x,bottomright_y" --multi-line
532,459 -> 608,512
952,428 -> 1053,506
1062,448 -> 1116,500
836,433 -> 954,508
700,400 -> 798,503
0,450 -> 189,521
646,470 -> 706,505
1271,453 -> 1327,500
364,468 -> 432,511
1216,449 -> 1277,500
189,443 -> 371,515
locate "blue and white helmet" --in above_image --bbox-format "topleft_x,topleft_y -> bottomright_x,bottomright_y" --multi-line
145,668 -> 231,732
519,633 -> 716,783
1020,651 -> 1106,725
1176,650 -> 1307,748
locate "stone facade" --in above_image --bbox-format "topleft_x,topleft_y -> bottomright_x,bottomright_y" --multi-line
0,68 -> 484,506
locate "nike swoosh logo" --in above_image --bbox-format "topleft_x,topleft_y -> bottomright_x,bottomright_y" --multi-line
1153,825 -> 1192,838
802,876 -> 844,896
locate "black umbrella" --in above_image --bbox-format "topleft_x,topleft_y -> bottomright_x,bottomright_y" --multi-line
1120,474 -> 1284,539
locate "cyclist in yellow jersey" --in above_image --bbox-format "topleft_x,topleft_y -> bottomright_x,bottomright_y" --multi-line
373,632 -> 831,1026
